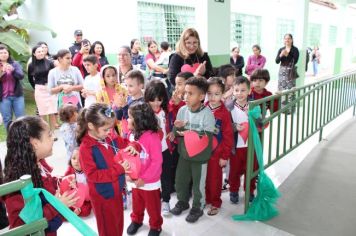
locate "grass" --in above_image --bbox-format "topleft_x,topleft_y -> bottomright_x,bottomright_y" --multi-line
0,89 -> 37,142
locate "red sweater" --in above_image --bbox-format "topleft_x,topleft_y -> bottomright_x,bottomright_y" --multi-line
249,88 -> 279,113
206,102 -> 234,160
4,160 -> 61,236
72,52 -> 101,78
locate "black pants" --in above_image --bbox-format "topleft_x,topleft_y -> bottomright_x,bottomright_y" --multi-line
161,149 -> 173,202
0,201 -> 9,230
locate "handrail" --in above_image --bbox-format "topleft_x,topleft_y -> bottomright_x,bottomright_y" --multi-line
244,70 -> 356,212
0,175 -> 48,235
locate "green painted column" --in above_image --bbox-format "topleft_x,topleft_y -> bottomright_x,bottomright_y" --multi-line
195,0 -> 230,68
296,0 -> 309,87
333,48 -> 342,75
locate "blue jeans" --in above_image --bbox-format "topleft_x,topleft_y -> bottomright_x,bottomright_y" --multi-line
313,60 -> 318,76
0,96 -> 25,131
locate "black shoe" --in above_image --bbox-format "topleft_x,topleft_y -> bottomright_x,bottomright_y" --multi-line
249,193 -> 255,203
148,228 -> 162,236
170,201 -> 189,215
126,222 -> 143,235
185,207 -> 204,223
230,192 -> 239,204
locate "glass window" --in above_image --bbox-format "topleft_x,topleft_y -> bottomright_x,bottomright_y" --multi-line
276,18 -> 295,49
345,27 -> 352,45
308,23 -> 322,47
328,25 -> 337,46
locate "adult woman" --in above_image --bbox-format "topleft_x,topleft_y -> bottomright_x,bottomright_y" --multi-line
117,46 -> 134,83
28,45 -> 58,130
275,33 -> 299,91
48,49 -> 84,109
0,44 -> 25,131
245,45 -> 266,76
130,39 -> 146,70
90,41 -> 109,66
230,46 -> 244,76
311,46 -> 320,76
168,28 -> 213,85
145,40 -> 168,79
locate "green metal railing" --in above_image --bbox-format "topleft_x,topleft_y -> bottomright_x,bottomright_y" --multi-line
0,175 -> 48,236
244,71 -> 356,212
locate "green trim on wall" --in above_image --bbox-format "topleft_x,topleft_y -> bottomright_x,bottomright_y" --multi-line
209,54 -> 230,68
106,53 -> 117,65
334,48 -> 342,75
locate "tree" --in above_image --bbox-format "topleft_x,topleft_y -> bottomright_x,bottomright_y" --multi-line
0,0 -> 56,56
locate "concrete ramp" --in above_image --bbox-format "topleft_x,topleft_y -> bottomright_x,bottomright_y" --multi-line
266,118 -> 356,236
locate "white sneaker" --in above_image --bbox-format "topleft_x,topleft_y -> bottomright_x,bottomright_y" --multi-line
162,202 -> 171,216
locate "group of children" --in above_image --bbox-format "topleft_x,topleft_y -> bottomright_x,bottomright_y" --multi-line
0,57 -> 277,236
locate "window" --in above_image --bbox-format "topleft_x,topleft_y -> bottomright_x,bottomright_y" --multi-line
231,13 -> 261,57
276,18 -> 295,48
137,2 -> 195,48
328,25 -> 337,46
345,27 -> 352,45
308,23 -> 322,47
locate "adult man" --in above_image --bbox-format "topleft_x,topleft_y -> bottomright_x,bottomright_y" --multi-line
69,29 -> 83,58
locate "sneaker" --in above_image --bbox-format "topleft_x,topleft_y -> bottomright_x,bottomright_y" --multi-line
162,201 -> 171,216
148,228 -> 162,236
249,193 -> 255,203
230,192 -> 239,204
185,207 -> 204,223
170,201 -> 189,215
126,222 -> 143,235
222,179 -> 229,191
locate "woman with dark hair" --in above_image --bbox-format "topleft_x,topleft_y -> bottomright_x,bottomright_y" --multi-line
90,41 -> 109,66
130,39 -> 146,70
276,33 -> 299,113
168,28 -> 213,86
0,43 -> 25,131
230,46 -> 244,76
28,45 -> 58,131
117,45 -> 134,82
145,40 -> 169,88
245,44 -> 266,76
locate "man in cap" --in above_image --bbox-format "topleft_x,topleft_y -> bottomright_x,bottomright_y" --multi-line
69,29 -> 83,57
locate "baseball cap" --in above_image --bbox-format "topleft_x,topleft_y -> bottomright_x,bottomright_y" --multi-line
74,30 -> 83,36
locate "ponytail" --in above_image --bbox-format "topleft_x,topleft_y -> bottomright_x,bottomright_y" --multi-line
76,108 -> 88,145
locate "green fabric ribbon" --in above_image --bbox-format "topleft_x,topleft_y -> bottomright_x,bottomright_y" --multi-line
19,182 -> 97,236
232,106 -> 281,221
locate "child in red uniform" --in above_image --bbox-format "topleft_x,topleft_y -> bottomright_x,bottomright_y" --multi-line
63,148 -> 92,217
77,103 -> 138,236
3,116 -> 78,236
126,103 -> 163,236
249,69 -> 279,113
205,77 -> 234,215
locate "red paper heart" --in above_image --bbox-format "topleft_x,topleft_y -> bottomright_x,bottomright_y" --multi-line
62,95 -> 79,106
59,175 -> 87,208
212,136 -> 218,150
181,63 -> 200,74
239,122 -> 249,143
114,149 -> 141,180
184,130 -> 209,157
59,175 -> 75,194
77,183 -> 90,201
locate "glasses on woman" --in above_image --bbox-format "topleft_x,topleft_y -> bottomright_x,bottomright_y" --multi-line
185,41 -> 199,47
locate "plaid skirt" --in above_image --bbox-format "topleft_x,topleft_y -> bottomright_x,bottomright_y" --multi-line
278,65 -> 296,91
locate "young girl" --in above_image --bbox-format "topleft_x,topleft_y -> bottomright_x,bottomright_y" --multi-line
77,103 -> 136,236
96,65 -> 127,135
205,77 -> 233,215
3,116 -> 78,236
59,104 -> 78,161
126,103 -> 163,236
144,80 -> 173,216
63,148 -> 92,217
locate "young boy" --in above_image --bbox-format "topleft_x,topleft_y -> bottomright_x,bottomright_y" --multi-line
155,41 -> 172,68
170,77 -> 215,223
229,76 -> 257,204
114,70 -> 145,138
82,55 -> 101,108
249,69 -> 279,112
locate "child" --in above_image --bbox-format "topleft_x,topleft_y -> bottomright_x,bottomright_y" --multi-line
154,41 -> 171,68
170,77 -> 215,223
96,65 -> 127,135
205,77 -> 234,216
144,80 -> 173,216
77,103 -> 137,236
229,76 -> 258,204
59,104 -> 78,161
249,69 -> 279,113
126,103 -> 163,236
63,148 -> 92,217
114,70 -> 145,138
3,116 -> 78,235
82,55 -> 101,108
218,64 -> 237,111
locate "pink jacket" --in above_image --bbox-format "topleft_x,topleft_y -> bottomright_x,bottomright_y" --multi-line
136,131 -> 163,184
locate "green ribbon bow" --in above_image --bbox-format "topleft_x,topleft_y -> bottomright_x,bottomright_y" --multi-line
19,182 -> 97,236
232,106 -> 281,221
